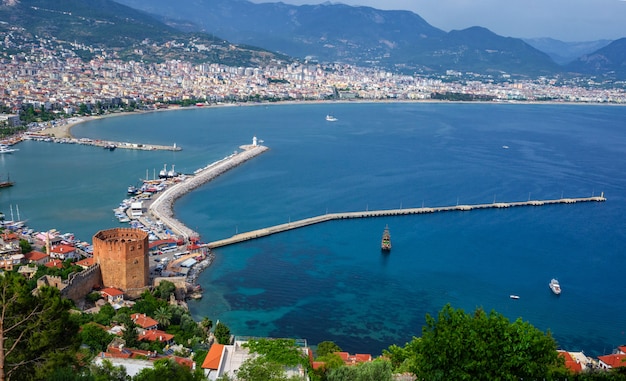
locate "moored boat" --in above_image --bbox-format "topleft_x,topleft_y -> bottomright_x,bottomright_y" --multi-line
510,295 -> 520,299
549,278 -> 561,295
381,225 -> 391,252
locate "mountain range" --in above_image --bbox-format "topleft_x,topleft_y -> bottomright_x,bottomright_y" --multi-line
1,0 -> 624,79
0,0 -> 288,67
113,0 -> 626,79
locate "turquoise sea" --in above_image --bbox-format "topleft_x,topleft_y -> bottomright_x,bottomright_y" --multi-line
1,102 -> 625,356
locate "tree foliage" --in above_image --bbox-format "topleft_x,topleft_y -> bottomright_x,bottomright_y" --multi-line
398,304 -> 564,380
244,339 -> 308,367
0,272 -> 79,381
132,358 -> 205,381
316,341 -> 341,358
214,322 -> 231,345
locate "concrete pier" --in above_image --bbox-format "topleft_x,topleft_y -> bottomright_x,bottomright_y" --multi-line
148,144 -> 269,241
206,194 -> 606,249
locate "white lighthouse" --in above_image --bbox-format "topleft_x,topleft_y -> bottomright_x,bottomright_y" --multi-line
252,136 -> 258,146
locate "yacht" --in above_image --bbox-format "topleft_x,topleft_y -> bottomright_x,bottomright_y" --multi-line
0,145 -> 18,154
549,279 -> 561,295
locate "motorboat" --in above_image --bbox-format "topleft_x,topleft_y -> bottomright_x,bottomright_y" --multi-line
509,295 -> 520,299
325,114 -> 338,122
549,279 -> 561,295
0,145 -> 18,154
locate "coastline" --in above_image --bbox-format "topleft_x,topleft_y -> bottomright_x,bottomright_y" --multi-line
38,99 -> 624,140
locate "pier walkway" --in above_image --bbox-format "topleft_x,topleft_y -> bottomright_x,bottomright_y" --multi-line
206,194 -> 606,249
148,144 -> 269,241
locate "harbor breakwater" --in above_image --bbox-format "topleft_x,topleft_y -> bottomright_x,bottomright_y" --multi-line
148,144 -> 269,242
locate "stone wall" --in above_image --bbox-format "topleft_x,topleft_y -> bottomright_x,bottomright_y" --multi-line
36,264 -> 103,304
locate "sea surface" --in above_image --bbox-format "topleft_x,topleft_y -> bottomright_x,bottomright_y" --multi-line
1,102 -> 625,356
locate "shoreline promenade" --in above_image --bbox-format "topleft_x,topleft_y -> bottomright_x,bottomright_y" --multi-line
147,142 -> 269,242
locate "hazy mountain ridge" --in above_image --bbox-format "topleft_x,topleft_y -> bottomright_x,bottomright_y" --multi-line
566,38 -> 626,79
113,0 -> 561,77
0,0 -> 289,66
523,38 -> 613,65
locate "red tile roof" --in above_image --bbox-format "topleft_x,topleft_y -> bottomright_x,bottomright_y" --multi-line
138,329 -> 174,343
76,257 -> 94,268
24,250 -> 48,262
45,259 -> 63,269
335,352 -> 372,365
50,244 -> 76,254
559,351 -> 583,373
130,313 -> 159,329
598,354 -> 626,368
100,287 -> 124,297
201,343 -> 224,370
619,345 -> 626,354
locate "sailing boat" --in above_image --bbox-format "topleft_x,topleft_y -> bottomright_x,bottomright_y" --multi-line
381,225 -> 391,252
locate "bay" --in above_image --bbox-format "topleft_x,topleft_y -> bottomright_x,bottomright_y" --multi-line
1,102 -> 625,356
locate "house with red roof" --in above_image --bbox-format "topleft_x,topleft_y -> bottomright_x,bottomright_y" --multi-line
44,259 -> 63,269
138,329 -> 174,345
100,287 -> 124,305
76,257 -> 94,269
598,353 -> 626,370
335,352 -> 372,366
558,350 -> 591,373
201,343 -> 224,377
49,243 -> 79,260
24,250 -> 49,265
130,313 -> 159,330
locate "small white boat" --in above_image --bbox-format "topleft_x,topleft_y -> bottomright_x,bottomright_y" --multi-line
510,295 -> 520,300
325,114 -> 338,122
0,145 -> 18,154
549,279 -> 561,295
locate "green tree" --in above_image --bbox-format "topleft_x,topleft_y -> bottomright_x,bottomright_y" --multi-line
200,317 -> 213,334
214,322 -> 231,345
155,281 -> 176,300
90,359 -> 130,381
235,357 -> 291,381
0,272 -> 79,381
153,306 -> 172,329
316,341 -> 341,357
132,358 -> 205,381
326,359 -> 392,381
409,304 -> 563,380
18,240 -> 31,254
79,323 -> 115,353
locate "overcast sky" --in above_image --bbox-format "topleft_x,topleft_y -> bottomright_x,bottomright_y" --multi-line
249,0 -> 626,41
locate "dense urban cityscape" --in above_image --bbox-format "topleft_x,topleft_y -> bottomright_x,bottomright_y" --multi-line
1,31 -> 625,118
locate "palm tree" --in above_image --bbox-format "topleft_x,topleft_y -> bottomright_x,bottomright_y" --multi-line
200,317 -> 213,332
153,306 -> 172,329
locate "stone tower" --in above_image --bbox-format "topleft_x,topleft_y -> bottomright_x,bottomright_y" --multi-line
93,228 -> 149,295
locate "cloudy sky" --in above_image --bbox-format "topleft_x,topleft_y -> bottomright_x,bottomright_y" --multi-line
249,0 -> 625,41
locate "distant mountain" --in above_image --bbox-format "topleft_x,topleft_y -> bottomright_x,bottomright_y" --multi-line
113,0 -> 560,77
0,0 -> 288,66
566,38 -> 626,79
523,38 -> 613,65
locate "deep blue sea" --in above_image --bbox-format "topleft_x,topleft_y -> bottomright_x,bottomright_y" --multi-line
1,102 -> 625,356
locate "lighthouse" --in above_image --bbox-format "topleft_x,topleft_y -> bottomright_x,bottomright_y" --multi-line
253,136 -> 258,146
